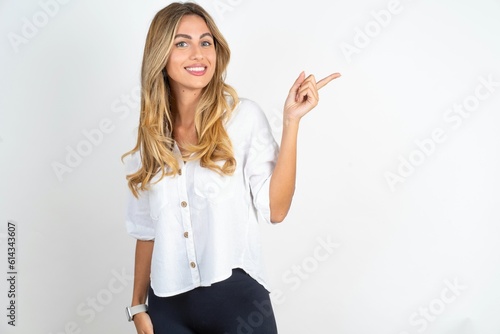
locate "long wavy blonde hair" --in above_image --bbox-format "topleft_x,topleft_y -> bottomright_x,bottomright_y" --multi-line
123,2 -> 239,197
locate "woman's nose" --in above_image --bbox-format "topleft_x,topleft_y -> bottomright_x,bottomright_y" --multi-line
190,44 -> 204,60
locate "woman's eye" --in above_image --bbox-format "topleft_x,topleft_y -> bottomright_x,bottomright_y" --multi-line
175,41 -> 188,47
201,41 -> 212,47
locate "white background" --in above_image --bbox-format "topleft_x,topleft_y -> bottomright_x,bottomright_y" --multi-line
1,0 -> 500,333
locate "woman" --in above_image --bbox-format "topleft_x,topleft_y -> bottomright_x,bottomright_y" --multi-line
123,2 -> 340,333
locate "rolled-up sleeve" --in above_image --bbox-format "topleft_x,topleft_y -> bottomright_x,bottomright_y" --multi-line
242,100 -> 279,225
124,152 -> 155,240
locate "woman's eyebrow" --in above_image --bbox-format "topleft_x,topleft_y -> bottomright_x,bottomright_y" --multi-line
174,32 -> 213,39
200,32 -> 213,39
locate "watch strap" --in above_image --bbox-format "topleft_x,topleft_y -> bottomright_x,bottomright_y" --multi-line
126,304 -> 148,321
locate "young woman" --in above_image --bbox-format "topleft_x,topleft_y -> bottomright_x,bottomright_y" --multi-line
123,2 -> 340,333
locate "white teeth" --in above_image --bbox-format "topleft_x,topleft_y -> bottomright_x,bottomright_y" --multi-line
186,67 -> 205,72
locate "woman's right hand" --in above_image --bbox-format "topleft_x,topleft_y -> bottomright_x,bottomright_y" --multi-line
133,312 -> 154,334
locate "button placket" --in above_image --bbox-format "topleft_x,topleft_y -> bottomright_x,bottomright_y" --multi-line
178,160 -> 200,283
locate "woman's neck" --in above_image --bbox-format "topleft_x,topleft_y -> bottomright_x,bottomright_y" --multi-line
171,87 -> 203,127
170,89 -> 201,153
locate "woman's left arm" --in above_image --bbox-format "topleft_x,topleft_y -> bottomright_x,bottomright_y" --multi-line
269,71 -> 341,223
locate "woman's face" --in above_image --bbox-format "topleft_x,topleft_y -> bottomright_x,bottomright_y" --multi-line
166,15 -> 216,96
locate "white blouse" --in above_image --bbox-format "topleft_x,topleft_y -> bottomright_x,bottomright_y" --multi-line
124,98 -> 279,297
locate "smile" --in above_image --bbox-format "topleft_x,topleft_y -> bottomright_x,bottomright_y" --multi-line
185,66 -> 207,76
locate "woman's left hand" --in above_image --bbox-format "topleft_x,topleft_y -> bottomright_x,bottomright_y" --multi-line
283,71 -> 341,122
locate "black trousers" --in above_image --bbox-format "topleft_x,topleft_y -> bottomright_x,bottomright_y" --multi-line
148,268 -> 278,334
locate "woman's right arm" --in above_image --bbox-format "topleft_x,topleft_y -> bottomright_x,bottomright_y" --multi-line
131,239 -> 154,334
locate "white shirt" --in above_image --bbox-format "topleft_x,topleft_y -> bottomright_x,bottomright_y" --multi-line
124,98 -> 279,297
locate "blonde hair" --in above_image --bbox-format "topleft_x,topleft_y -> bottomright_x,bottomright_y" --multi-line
122,2 -> 239,197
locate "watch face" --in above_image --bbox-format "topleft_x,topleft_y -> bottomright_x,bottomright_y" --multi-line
126,307 -> 133,321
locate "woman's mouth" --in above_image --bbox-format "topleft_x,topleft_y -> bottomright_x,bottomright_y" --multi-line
185,66 -> 207,76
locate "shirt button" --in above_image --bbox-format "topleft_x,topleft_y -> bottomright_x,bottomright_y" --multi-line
190,262 -> 196,268
178,169 -> 182,175
181,201 -> 187,208
183,232 -> 189,238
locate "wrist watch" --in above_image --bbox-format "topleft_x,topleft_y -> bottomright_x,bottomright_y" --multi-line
126,304 -> 148,322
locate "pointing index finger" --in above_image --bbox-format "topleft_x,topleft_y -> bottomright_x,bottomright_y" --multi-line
316,72 -> 341,90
